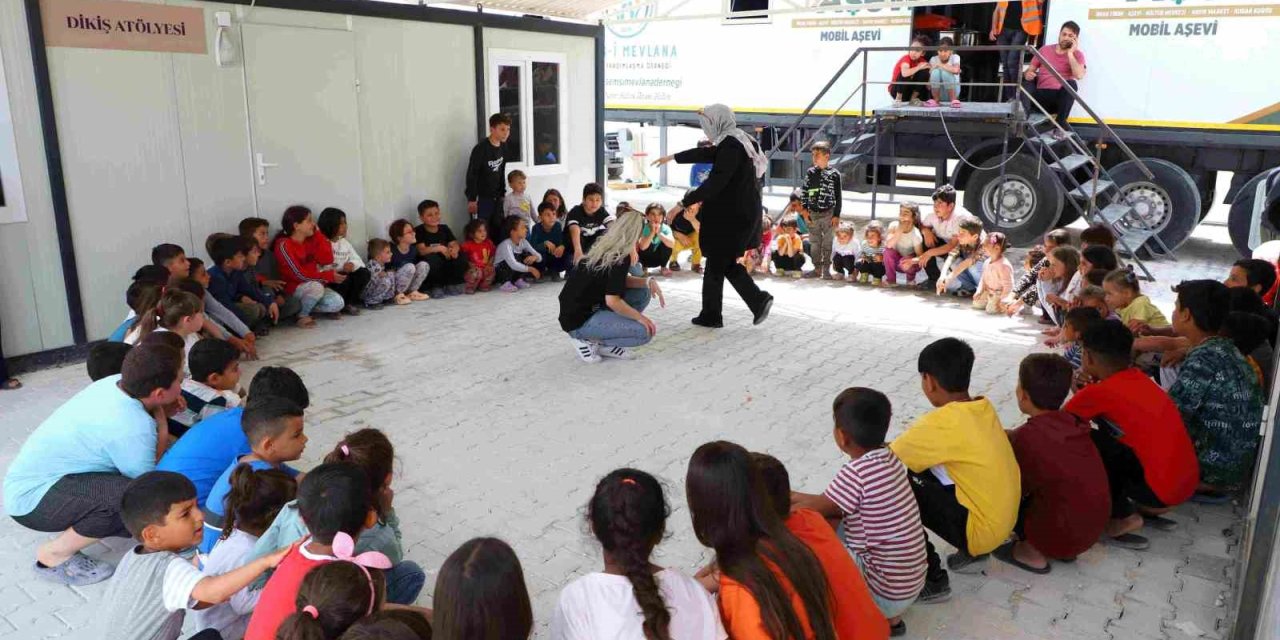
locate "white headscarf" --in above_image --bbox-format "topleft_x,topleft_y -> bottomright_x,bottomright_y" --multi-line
698,104 -> 767,179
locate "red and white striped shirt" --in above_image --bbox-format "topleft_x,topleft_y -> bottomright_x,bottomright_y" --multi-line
824,448 -> 928,602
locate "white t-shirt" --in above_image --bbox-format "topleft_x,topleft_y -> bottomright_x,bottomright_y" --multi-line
833,235 -> 861,257
550,570 -> 726,640
922,210 -> 977,243
192,529 -> 262,639
887,221 -> 924,256
931,54 -> 961,74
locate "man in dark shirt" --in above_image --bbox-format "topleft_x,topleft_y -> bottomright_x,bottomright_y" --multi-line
466,113 -> 512,242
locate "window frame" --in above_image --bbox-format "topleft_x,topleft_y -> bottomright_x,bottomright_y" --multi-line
723,0 -> 772,25
487,49 -> 569,177
0,46 -> 26,225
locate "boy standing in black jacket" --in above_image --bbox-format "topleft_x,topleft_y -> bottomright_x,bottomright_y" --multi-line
466,113 -> 512,240
802,141 -> 843,280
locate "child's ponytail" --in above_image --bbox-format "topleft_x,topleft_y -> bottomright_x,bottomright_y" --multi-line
323,429 -> 394,521
135,288 -> 202,342
587,469 -> 671,640
220,465 -> 297,542
276,561 -> 386,640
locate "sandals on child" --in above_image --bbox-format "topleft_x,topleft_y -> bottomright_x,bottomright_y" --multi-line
2,377 -> 21,391
408,291 -> 430,302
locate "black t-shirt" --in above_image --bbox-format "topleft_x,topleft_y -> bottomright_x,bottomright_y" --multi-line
1004,1 -> 1022,32
566,205 -> 615,255
558,257 -> 632,332
465,140 -> 506,201
670,210 -> 695,236
415,223 -> 457,249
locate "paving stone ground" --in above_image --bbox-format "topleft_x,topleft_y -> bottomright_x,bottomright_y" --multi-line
0,202 -> 1246,639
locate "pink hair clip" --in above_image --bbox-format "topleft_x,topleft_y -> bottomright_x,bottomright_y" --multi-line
339,444 -> 350,457
302,605 -> 319,619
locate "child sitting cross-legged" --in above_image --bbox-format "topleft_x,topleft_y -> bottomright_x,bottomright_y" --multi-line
168,338 -> 243,438
1060,306 -> 1102,372
1065,320 -> 1199,548
248,429 -> 424,606
96,471 -> 291,640
388,220 -> 431,302
1006,229 -> 1069,318
362,239 -> 408,307
855,221 -> 887,285
831,222 -> 860,281
550,469 -> 723,639
1103,268 -> 1169,336
753,452 -> 891,640
973,232 -> 1013,314
995,354 -> 1110,575
791,387 -> 928,636
192,466 -> 297,639
530,201 -> 571,281
772,214 -> 807,278
494,217 -> 544,291
208,236 -> 277,335
889,338 -> 1020,598
200,396 -> 307,553
460,219 -> 498,294
934,219 -> 985,296
433,537 -> 533,640
245,463 -> 429,640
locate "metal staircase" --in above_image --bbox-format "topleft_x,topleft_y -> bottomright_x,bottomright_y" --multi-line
762,44 -> 1168,280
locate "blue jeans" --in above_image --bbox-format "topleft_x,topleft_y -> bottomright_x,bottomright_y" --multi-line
386,560 -> 426,605
945,261 -> 984,294
929,68 -> 960,101
568,288 -> 652,348
997,29 -> 1028,102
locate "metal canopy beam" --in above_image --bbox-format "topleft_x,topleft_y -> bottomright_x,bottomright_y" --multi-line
603,0 -> 994,25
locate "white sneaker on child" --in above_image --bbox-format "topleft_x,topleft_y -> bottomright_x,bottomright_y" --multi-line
570,337 -> 601,363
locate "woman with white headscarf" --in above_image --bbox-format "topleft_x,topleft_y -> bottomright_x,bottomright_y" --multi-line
654,104 -> 773,328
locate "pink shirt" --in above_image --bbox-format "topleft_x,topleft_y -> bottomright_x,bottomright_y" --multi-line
978,256 -> 1014,298
1031,44 -> 1085,91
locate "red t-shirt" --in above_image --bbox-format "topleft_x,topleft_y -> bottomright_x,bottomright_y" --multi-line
244,542 -> 335,640
1009,411 -> 1111,558
888,54 -> 918,95
786,509 -> 890,640
461,239 -> 496,269
1065,369 -> 1199,506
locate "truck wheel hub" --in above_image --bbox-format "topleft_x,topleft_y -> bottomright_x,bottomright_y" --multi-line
1120,183 -> 1172,233
983,177 -> 1036,226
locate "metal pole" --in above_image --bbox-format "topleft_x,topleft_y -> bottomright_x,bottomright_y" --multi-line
871,114 -> 881,221
658,112 -> 669,186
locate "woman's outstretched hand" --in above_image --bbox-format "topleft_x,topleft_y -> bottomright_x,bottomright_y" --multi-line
651,155 -> 675,167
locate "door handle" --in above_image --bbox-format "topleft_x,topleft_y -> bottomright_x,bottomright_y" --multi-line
256,152 -> 279,186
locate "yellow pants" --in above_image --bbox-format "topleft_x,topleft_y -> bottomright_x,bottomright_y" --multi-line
672,231 -> 702,268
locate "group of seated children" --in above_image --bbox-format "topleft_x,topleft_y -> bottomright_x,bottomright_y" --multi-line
4,251 -> 1270,640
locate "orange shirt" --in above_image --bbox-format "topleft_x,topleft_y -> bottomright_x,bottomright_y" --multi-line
717,511 -> 890,640
787,509 -> 890,640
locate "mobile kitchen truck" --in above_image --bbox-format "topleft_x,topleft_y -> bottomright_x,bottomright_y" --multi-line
603,0 -> 1280,256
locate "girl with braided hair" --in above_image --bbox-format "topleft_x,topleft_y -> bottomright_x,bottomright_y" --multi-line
550,469 -> 724,640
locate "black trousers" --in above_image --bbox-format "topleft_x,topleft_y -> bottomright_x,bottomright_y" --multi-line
855,259 -> 886,278
908,470 -> 970,583
11,472 -> 132,539
773,253 -> 805,271
639,244 -> 673,269
923,235 -> 945,284
1024,79 -> 1079,129
701,253 -> 766,321
495,255 -> 538,284
832,254 -> 857,275
420,253 -> 467,289
326,267 -> 371,307
1091,428 -> 1166,519
890,69 -> 931,102
476,197 -> 505,242
997,29 -> 1029,102
0,320 -> 8,381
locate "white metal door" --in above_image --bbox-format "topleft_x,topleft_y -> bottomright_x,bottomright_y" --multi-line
242,23 -> 363,232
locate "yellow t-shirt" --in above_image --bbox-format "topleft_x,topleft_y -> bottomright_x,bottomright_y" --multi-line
889,398 -> 1020,555
1118,295 -> 1169,328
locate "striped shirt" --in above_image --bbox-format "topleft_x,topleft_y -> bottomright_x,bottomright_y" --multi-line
823,448 -> 927,601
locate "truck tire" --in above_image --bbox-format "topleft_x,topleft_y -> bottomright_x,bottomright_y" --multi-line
1192,170 -> 1217,221
1108,158 -> 1201,256
963,154 -> 1064,247
1227,168 -> 1280,257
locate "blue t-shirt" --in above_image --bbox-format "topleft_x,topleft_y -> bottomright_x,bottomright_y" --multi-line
156,408 -> 251,508
4,376 -> 157,517
205,458 -> 300,519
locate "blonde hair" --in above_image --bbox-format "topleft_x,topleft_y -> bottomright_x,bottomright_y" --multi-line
583,209 -> 645,272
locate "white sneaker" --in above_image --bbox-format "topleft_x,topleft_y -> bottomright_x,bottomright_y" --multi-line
570,337 -> 601,363
599,345 -> 635,360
